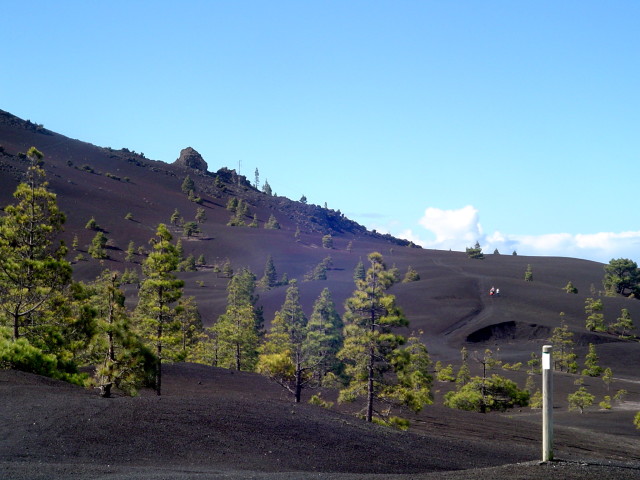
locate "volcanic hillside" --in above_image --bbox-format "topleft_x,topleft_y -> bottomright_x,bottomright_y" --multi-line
1,109 -> 640,479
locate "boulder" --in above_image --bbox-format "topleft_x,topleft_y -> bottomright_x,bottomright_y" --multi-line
174,147 -> 207,171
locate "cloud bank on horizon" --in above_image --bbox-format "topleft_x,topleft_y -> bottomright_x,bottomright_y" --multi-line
393,205 -> 640,264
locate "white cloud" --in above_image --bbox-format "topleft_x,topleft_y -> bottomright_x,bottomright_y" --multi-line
403,205 -> 640,263
511,231 -> 640,262
418,205 -> 482,248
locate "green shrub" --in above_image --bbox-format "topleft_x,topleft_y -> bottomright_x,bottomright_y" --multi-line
444,374 -> 530,412
0,328 -> 86,385
371,415 -> 410,431
308,393 -> 334,409
436,364 -> 455,382
568,387 -> 595,414
529,389 -> 542,408
599,396 -> 612,410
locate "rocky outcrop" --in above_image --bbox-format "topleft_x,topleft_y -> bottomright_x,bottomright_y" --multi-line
174,147 -> 207,171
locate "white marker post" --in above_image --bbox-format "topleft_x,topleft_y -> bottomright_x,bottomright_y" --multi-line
542,345 -> 553,462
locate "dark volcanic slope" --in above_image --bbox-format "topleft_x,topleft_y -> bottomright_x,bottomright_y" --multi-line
2,110 -> 640,479
1,366 -> 639,480
0,366 -> 537,475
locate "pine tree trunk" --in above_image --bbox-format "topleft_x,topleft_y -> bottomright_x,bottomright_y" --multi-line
295,365 -> 302,403
367,345 -> 374,422
100,382 -> 112,398
13,311 -> 20,340
156,317 -> 163,396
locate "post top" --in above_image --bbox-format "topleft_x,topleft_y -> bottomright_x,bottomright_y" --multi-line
543,345 -> 552,353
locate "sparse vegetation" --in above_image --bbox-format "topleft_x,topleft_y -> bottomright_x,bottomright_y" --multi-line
466,241 -> 484,259
444,374 -> 529,413
584,297 -> 605,332
582,343 -> 603,377
183,221 -> 200,237
265,214 -> 280,229
603,258 -> 639,297
88,232 -> 108,259
402,266 -> 420,283
524,264 -> 533,281
85,216 -> 99,230
181,175 -> 195,195
568,387 -> 595,414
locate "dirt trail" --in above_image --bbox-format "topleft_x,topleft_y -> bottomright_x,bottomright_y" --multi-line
431,258 -> 497,338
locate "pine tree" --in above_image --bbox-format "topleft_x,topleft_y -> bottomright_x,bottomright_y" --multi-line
181,175 -> 195,195
226,197 -> 238,211
195,207 -> 206,224
611,308 -> 634,337
135,224 -> 184,395
85,216 -> 99,230
402,266 -> 420,283
183,221 -> 200,237
524,264 -> 533,281
258,281 -> 314,402
170,208 -> 181,226
125,241 -> 136,262
221,259 -> 234,278
211,269 -> 260,371
603,258 -> 639,296
0,147 -> 72,340
260,255 -> 278,288
338,252 -> 431,423
585,297 -> 605,332
88,232 -> 108,259
175,238 -> 184,260
262,180 -> 272,196
353,259 -> 366,282
466,242 -> 484,259
602,367 -> 614,392
174,296 -> 203,361
306,288 -> 343,383
456,362 -> 471,386
568,386 -> 594,413
548,315 -> 577,373
582,343 -> 603,377
89,270 -> 153,397
472,348 -> 503,413
265,214 -> 280,229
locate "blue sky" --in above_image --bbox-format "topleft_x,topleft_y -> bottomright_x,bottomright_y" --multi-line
2,1 -> 639,263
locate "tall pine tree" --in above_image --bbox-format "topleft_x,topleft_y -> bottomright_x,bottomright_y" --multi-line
211,268 -> 260,370
88,270 -> 154,397
338,252 -> 431,424
258,281 -> 315,402
306,287 -> 343,384
0,147 -> 72,340
136,224 -> 184,395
